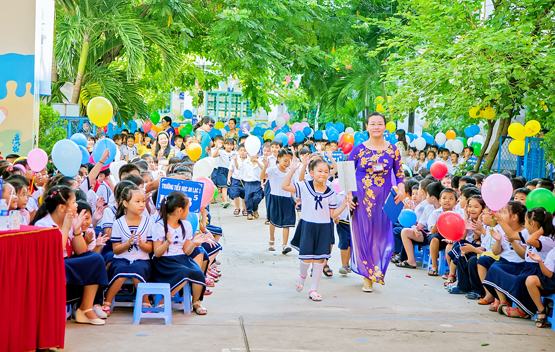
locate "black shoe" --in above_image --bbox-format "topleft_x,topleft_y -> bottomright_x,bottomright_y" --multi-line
282,246 -> 292,255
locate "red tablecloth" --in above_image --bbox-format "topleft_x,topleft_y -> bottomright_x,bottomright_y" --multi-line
0,226 -> 66,351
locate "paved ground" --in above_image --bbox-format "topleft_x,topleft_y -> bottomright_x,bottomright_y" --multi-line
66,204 -> 555,352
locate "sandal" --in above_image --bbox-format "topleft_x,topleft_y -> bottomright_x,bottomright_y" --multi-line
242,209 -> 248,216
489,299 -> 500,312
268,241 -> 275,251
205,277 -> 216,287
233,208 -> 240,216
478,297 -> 494,305
193,301 -> 208,315
496,302 -> 509,314
427,269 -> 439,277
101,301 -> 112,316
443,274 -> 456,286
323,264 -> 333,277
204,289 -> 213,296
395,260 -> 416,269
296,275 -> 306,292
535,310 -> 552,328
308,290 -> 322,301
501,305 -> 530,319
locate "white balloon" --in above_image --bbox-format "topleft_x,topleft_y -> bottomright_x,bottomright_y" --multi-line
445,139 -> 455,152
345,127 -> 354,134
276,115 -> 286,127
435,132 -> 447,145
192,157 -> 215,179
109,161 -> 127,182
114,147 -> 121,161
244,135 -> 261,156
414,137 -> 426,151
467,137 -> 474,146
473,135 -> 485,144
452,140 -> 464,154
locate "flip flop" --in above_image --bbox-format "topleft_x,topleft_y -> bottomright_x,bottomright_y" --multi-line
395,260 -> 417,269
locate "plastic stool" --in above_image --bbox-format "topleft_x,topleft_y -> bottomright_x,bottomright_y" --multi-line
413,245 -> 423,263
542,294 -> 555,331
425,249 -> 448,275
421,246 -> 430,268
133,283 -> 172,325
152,283 -> 193,315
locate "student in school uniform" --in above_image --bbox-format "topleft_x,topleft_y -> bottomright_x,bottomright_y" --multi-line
211,137 -> 234,208
263,142 -> 281,224
526,245 -> 555,328
283,158 -> 349,301
335,190 -> 352,275
261,148 -> 296,254
240,153 -> 264,220
32,185 -> 108,325
102,184 -> 153,314
228,144 -> 247,216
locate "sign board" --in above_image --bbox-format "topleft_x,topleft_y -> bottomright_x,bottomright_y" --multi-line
156,177 -> 204,213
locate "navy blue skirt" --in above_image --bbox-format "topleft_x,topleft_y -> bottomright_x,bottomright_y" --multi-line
268,194 -> 296,228
264,182 -> 271,217
108,258 -> 151,286
336,221 -> 351,250
152,255 -> 206,291
201,241 -> 223,257
291,219 -> 333,260
211,167 -> 229,188
228,177 -> 245,199
207,224 -> 223,237
65,252 -> 108,286
540,274 -> 555,293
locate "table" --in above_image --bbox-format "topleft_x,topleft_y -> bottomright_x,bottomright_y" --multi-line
0,226 -> 66,351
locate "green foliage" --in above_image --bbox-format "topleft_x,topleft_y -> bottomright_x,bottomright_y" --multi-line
38,103 -> 67,155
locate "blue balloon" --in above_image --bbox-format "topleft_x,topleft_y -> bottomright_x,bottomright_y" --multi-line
52,139 -> 82,177
71,133 -> 88,148
325,122 -> 334,131
92,138 -> 117,165
326,127 -> 339,142
106,123 -> 115,138
281,125 -> 291,133
252,126 -> 264,137
275,132 -> 288,146
271,121 -> 277,129
422,132 -> 434,145
334,122 -> 345,133
209,128 -> 222,138
465,124 -> 480,137
313,130 -> 324,140
363,131 -> 369,139
303,126 -> 312,137
389,134 -> 398,144
79,145 -> 90,165
407,132 -> 417,142
187,212 -> 199,233
128,120 -> 138,132
398,209 -> 417,228
183,109 -> 193,119
294,131 -> 305,143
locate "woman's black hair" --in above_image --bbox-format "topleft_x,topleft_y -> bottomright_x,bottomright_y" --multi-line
159,191 -> 190,241
277,148 -> 293,160
396,129 -> 408,150
31,186 -> 74,225
507,201 -> 527,225
154,131 -> 171,159
115,183 -> 140,219
162,116 -> 172,125
527,208 -> 555,238
367,112 -> 386,125
467,195 -> 486,209
194,117 -> 214,131
77,200 -> 92,214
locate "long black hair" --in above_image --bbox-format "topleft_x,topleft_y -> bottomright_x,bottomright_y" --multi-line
527,208 -> 555,239
154,131 -> 171,159
31,185 -> 74,225
396,129 -> 408,150
115,183 -> 140,219
159,191 -> 189,240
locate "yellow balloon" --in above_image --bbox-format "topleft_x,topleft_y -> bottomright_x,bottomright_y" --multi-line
524,120 -> 541,137
468,106 -> 480,118
386,121 -> 396,133
480,106 -> 496,119
86,96 -> 113,127
374,96 -> 385,105
263,130 -> 275,141
214,121 -> 224,129
508,122 -> 525,140
445,130 -> 456,140
376,103 -> 386,114
508,140 -> 526,156
249,120 -> 255,127
186,142 -> 202,161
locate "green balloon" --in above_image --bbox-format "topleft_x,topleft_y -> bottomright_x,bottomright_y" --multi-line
150,111 -> 161,125
526,188 -> 555,213
213,187 -> 219,200
472,142 -> 482,156
180,123 -> 193,137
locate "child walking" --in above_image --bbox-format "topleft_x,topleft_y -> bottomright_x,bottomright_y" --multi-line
211,138 -> 234,208
228,144 -> 247,216
283,159 -> 349,301
240,154 -> 265,220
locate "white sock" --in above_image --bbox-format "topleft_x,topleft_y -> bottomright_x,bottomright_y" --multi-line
299,261 -> 310,279
310,263 -> 325,291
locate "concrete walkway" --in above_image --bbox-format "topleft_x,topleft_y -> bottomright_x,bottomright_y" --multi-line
65,204 -> 555,352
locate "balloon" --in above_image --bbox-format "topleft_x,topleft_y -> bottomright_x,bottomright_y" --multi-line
151,125 -> 162,133
508,140 -> 525,156
452,139 -> 464,154
192,157 -> 214,179
187,212 -> 199,232
508,122 -> 525,140
445,139 -> 455,152
345,127 -> 354,134
52,139 -> 81,177
464,124 -> 480,138
343,133 -> 354,145
196,177 -> 215,208
186,142 -> 202,161
481,174 -> 513,211
183,109 -> 193,119
70,133 -> 88,148
275,132 -> 288,146
341,142 -> 353,154
282,113 -> 290,122
524,120 -> 541,137
142,121 -> 153,133
468,106 -> 480,118
422,132 -> 434,145
473,135 -> 485,144
313,130 -> 324,140
435,132 -> 447,145
385,121 -> 396,133
481,106 -> 496,119
79,146 -> 90,165
150,111 -> 161,125
27,148 -> 48,172
472,142 -> 482,156
245,135 -> 262,156
326,127 -> 339,142
127,120 -> 138,133
414,137 -> 426,151
214,121 -> 225,130
526,188 -> 555,213
286,132 -> 295,146
92,138 -> 117,165
109,160 -> 127,181
291,122 -> 301,133
376,104 -> 386,114
374,96 -> 385,105
275,115 -> 286,127
241,121 -> 251,131
86,97 -> 113,127
263,129 -> 275,141
398,209 -> 417,228
294,131 -> 305,144
445,130 -> 456,140
335,122 -> 345,133
180,123 -> 193,137
303,126 -> 313,137
430,161 -> 448,180
209,128 -> 222,138
437,211 -> 466,241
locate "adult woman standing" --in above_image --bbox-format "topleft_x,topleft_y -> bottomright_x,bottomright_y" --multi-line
225,118 -> 240,141
348,112 -> 405,292
154,131 -> 175,161
160,116 -> 175,146
395,129 -> 409,163
194,117 -> 215,158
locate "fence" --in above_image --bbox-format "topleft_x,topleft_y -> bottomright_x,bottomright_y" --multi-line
495,136 -> 552,179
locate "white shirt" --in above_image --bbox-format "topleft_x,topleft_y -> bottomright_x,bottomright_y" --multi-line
100,205 -> 117,230
294,180 -> 337,224
335,192 -> 350,222
151,219 -> 193,257
418,202 -> 436,227
266,166 -> 292,197
34,214 -> 73,258
426,207 -> 464,231
241,159 -> 262,182
543,247 -> 555,272
231,157 -> 246,180
481,225 -> 495,251
111,215 -> 152,261
525,236 -> 555,263
217,150 -> 234,169
414,199 -> 429,220
96,182 -> 113,205
500,228 -> 528,263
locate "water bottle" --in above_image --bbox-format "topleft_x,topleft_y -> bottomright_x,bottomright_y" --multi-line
9,210 -> 20,230
0,199 -> 9,231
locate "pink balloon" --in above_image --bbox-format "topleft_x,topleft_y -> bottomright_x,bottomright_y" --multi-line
143,121 -> 153,133
291,123 -> 301,133
286,132 -> 295,146
299,122 -> 309,130
283,113 -> 290,122
197,177 -> 215,208
482,174 -> 513,211
27,148 -> 48,172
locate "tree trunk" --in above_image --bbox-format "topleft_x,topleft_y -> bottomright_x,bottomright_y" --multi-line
483,117 -> 511,172
474,119 -> 495,172
70,33 -> 90,104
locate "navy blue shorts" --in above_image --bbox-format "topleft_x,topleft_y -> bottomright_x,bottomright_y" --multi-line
228,177 -> 244,199
211,167 -> 229,188
336,221 -> 351,250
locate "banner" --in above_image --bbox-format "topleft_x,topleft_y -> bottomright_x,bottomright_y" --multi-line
156,178 -> 204,213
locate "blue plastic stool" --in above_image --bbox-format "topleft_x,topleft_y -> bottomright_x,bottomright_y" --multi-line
413,245 -> 423,263
133,283 -> 172,325
421,246 -> 430,268
152,283 -> 193,315
425,249 -> 448,275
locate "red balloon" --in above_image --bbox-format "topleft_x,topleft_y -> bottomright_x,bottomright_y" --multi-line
342,142 -> 353,154
430,161 -> 448,180
437,211 -> 466,241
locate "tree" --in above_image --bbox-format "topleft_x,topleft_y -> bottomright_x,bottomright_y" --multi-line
38,103 -> 67,155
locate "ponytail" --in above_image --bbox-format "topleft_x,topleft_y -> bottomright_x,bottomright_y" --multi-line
159,192 -> 189,239
31,185 -> 74,225
527,208 -> 555,238
115,184 -> 140,219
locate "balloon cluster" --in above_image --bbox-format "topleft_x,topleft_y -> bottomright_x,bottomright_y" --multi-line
507,120 -> 541,156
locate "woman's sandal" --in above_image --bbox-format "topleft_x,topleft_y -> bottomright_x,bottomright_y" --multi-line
205,277 -> 216,287
233,208 -> 240,216
443,274 -> 456,286
192,301 -> 208,315
496,302 -> 509,314
427,269 -> 439,277
308,290 -> 322,301
396,260 -> 416,269
489,299 -> 500,312
501,305 -> 530,319
535,310 -> 552,328
323,264 -> 333,277
296,275 -> 306,292
101,301 -> 112,316
477,297 -> 494,305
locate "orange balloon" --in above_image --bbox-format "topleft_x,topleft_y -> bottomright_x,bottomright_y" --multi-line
445,130 -> 456,140
151,125 -> 162,133
343,133 -> 354,144
186,142 -> 202,161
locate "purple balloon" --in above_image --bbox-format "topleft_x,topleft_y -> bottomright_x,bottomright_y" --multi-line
482,174 -> 513,211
